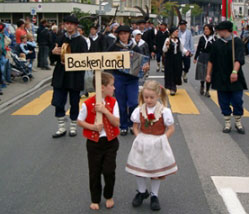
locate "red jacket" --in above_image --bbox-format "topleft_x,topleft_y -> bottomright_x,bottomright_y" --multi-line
83,96 -> 120,142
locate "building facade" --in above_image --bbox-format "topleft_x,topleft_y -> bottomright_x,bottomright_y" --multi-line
0,0 -> 154,25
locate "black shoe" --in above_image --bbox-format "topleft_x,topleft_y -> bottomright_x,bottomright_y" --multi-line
170,90 -> 176,96
183,78 -> 188,83
235,125 -> 245,134
132,190 -> 149,207
222,127 -> 231,133
0,91 -> 3,95
52,131 -> 67,138
150,196 -> 161,211
120,129 -> 128,136
200,86 -> 204,95
69,131 -> 77,137
205,91 -> 210,98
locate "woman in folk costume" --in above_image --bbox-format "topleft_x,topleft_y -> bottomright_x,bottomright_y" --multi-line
108,25 -> 149,136
105,22 -> 119,51
126,80 -> 177,211
194,24 -> 216,97
162,27 -> 187,96
132,29 -> 150,57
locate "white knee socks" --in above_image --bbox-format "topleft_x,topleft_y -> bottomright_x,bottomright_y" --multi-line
136,177 -> 147,193
136,177 -> 161,196
151,179 -> 161,196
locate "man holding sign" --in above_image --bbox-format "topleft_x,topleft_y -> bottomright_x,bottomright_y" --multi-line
51,15 -> 88,138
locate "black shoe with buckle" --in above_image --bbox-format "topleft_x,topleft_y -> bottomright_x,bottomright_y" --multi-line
150,195 -> 161,211
52,131 -> 67,138
235,125 -> 245,134
120,129 -> 128,136
132,190 -> 149,207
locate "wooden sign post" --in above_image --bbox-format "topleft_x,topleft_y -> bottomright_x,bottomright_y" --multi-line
64,51 -> 130,123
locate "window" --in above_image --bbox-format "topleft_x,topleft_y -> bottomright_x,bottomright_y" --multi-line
239,7 -> 242,14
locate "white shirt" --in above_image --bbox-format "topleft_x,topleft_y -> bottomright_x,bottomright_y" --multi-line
179,30 -> 187,47
131,106 -> 174,126
78,99 -> 120,137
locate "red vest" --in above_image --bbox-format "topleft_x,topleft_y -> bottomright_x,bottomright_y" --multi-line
83,96 -> 120,142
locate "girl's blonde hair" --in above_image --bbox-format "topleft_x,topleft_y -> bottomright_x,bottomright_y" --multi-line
138,80 -> 168,106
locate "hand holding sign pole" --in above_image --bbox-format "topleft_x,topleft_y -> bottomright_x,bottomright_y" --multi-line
64,51 -> 130,124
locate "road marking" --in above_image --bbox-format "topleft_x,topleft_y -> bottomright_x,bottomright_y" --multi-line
12,90 -> 53,115
209,91 -> 249,117
148,75 -> 164,79
66,92 -> 95,116
211,176 -> 249,214
167,89 -> 200,115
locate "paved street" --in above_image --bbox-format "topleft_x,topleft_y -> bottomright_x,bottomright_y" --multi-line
0,37 -> 249,214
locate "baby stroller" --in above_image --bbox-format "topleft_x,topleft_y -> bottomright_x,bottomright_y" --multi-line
10,51 -> 33,82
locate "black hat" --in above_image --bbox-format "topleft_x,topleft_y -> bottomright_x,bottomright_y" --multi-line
63,15 -> 79,24
136,19 -> 146,25
77,25 -> 84,30
90,25 -> 98,30
17,19 -> 25,28
215,21 -> 233,32
161,22 -> 167,27
169,26 -> 178,35
179,20 -> 187,25
115,25 -> 131,34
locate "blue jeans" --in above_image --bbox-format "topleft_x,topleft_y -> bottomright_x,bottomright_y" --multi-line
0,55 -> 11,83
114,73 -> 138,130
217,91 -> 244,116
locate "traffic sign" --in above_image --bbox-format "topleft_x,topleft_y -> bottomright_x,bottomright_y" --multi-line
30,8 -> 36,16
32,16 -> 37,24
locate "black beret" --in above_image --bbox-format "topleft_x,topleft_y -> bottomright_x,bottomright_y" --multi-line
63,15 -> 79,24
115,25 -> 131,34
215,21 -> 233,32
136,19 -> 146,25
179,20 -> 187,25
169,26 -> 178,35
77,25 -> 84,30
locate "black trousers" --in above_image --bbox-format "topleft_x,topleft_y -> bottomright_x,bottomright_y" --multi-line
182,56 -> 191,74
51,87 -> 80,120
86,137 -> 119,203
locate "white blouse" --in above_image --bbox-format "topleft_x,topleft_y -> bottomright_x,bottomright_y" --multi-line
162,38 -> 187,55
78,99 -> 120,137
131,106 -> 174,127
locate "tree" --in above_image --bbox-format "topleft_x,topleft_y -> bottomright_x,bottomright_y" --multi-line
181,4 -> 203,17
71,8 -> 94,36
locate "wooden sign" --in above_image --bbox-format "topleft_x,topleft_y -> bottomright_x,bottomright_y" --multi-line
65,51 -> 131,71
64,51 -> 130,124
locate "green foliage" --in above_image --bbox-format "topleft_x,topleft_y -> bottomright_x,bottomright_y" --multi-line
72,8 -> 93,36
160,1 -> 179,17
181,4 -> 203,17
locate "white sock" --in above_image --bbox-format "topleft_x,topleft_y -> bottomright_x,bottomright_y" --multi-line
136,176 -> 147,193
151,179 -> 161,196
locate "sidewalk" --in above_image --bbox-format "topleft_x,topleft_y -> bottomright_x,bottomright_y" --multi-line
0,62 -> 53,111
